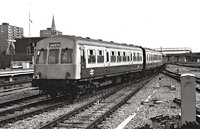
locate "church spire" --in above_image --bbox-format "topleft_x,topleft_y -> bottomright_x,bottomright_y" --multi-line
51,15 -> 56,31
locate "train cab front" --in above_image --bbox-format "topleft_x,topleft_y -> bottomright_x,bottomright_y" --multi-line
32,36 -> 78,97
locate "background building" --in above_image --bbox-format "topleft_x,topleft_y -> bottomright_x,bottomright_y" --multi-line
0,23 -> 24,54
40,16 -> 62,37
0,37 -> 45,69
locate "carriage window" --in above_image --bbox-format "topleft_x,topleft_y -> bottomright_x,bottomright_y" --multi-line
88,49 -> 96,63
146,54 -> 148,61
106,51 -> 109,62
159,55 -> 161,60
127,52 -> 130,62
36,49 -> 47,64
61,49 -> 73,63
137,53 -> 140,61
48,49 -> 59,64
123,52 -> 126,62
117,52 -> 121,62
133,53 -> 136,61
97,50 -> 104,63
111,51 -> 116,62
155,55 -> 158,60
130,53 -> 132,61
139,53 -> 142,61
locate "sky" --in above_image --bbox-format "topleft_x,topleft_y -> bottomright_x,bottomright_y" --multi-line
1,0 -> 200,52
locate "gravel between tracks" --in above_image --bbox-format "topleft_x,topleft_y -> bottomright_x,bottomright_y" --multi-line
98,73 -> 182,129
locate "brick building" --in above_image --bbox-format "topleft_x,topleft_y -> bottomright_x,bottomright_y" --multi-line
0,23 -> 24,54
0,37 -> 44,69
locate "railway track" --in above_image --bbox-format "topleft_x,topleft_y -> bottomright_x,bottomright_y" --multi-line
0,79 -> 34,97
175,63 -> 200,69
35,74 -> 155,129
0,87 -> 38,98
161,69 -> 200,93
0,95 -> 53,116
0,82 -> 125,127
173,98 -> 200,124
0,95 -> 70,126
0,94 -> 43,108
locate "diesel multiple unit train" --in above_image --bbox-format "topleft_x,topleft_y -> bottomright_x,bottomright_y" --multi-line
32,35 -> 163,98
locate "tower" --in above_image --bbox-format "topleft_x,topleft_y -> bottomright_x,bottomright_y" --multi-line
51,15 -> 56,31
40,15 -> 62,37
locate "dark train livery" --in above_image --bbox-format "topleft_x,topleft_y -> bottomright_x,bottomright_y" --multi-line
32,35 -> 163,98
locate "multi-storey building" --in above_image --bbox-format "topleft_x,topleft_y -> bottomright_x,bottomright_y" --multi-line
40,16 -> 62,37
0,23 -> 24,54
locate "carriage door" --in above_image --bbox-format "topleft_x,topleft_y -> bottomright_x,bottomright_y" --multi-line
105,49 -> 110,67
79,47 -> 86,78
80,48 -> 86,69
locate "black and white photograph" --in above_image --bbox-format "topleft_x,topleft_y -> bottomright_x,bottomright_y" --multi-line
0,0 -> 200,128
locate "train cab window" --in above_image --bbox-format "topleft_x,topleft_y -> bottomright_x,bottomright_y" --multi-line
36,49 -> 47,64
97,50 -> 104,63
48,49 -> 59,64
117,52 -> 121,62
61,49 -> 73,63
88,49 -> 96,63
111,51 -> 116,62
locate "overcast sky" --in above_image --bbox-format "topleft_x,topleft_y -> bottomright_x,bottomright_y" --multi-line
1,0 -> 200,52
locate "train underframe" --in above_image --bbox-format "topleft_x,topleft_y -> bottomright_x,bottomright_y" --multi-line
32,66 -> 164,99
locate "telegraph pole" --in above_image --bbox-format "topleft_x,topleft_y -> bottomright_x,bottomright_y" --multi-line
28,3 -> 33,65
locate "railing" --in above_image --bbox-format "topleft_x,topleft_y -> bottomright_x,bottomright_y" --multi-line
0,69 -> 33,82
0,69 -> 33,77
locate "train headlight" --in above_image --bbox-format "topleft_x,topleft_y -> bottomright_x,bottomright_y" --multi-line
33,73 -> 41,79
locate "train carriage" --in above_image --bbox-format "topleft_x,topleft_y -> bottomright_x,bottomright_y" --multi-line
32,35 -> 162,98
145,49 -> 163,70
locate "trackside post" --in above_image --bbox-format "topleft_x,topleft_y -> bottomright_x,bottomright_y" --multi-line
181,73 -> 196,125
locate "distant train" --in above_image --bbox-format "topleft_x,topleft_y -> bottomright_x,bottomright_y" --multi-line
32,35 -> 163,98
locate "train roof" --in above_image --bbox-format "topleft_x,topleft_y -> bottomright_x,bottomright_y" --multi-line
48,35 -> 141,48
39,35 -> 160,53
